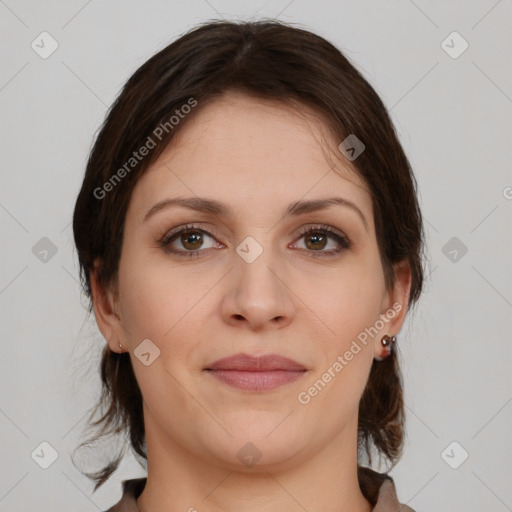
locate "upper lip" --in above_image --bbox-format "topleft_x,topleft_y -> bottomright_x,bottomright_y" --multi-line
205,353 -> 307,372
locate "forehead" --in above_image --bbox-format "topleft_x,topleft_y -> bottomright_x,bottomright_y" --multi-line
128,92 -> 372,224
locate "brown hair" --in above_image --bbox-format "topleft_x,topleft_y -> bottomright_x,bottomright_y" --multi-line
72,19 -> 424,490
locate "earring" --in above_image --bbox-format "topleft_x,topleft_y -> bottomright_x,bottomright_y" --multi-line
375,334 -> 396,361
119,342 -> 123,352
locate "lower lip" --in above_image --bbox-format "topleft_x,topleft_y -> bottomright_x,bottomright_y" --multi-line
205,370 -> 306,391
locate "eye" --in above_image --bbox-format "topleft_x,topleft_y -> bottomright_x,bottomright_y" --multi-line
158,223 -> 352,259
291,224 -> 352,257
159,224 -> 222,258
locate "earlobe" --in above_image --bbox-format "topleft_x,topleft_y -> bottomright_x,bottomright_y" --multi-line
90,262 -> 122,352
374,334 -> 397,361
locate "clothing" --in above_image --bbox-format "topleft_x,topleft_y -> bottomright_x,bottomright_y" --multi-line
104,466 -> 415,511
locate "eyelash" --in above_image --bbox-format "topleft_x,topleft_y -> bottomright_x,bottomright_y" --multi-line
158,223 -> 352,259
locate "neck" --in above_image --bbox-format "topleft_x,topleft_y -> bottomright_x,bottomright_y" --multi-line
136,410 -> 372,512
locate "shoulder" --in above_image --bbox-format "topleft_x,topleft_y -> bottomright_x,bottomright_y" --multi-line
103,478 -> 146,512
358,466 -> 416,511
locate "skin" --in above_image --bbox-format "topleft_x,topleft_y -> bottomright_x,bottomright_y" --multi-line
91,91 -> 411,512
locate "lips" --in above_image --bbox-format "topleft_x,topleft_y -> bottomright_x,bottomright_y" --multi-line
204,353 -> 307,391
205,353 -> 307,372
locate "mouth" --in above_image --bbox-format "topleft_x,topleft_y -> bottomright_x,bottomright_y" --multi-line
203,353 -> 308,392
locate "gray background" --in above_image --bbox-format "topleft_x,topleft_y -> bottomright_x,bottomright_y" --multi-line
1,0 -> 511,510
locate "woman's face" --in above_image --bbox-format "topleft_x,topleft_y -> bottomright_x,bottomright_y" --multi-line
94,91 -> 410,470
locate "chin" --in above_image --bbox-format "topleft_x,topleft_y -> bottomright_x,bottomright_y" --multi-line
204,421 -> 308,471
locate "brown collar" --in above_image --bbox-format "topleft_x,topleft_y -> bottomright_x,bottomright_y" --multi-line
104,467 -> 415,511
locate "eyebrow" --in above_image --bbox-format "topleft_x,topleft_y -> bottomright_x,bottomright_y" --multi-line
143,196 -> 368,231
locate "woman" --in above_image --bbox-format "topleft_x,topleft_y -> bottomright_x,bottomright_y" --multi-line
72,19 -> 424,512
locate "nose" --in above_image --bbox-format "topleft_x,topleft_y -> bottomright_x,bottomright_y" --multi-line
221,248 -> 295,332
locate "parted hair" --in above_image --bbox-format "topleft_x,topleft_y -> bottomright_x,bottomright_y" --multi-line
72,19 -> 425,490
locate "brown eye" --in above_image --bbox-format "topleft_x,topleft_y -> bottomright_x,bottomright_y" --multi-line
159,224 -> 220,257
179,229 -> 204,250
304,231 -> 328,251
292,224 -> 352,257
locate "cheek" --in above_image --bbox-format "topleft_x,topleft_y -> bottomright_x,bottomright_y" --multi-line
117,250 -> 219,343
294,254 -> 384,399
296,268 -> 381,421
116,257 -> 207,414
303,256 -> 385,343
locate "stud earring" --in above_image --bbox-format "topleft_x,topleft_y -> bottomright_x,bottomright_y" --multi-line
119,342 -> 123,352
375,334 -> 396,361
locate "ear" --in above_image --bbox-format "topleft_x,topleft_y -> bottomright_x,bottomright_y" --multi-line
374,259 -> 412,359
90,259 -> 123,353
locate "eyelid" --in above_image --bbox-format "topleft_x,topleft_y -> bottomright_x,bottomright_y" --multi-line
160,223 -> 222,243
294,223 -> 348,241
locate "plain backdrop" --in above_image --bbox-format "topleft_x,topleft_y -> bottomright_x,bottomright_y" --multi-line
1,1 -> 511,510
